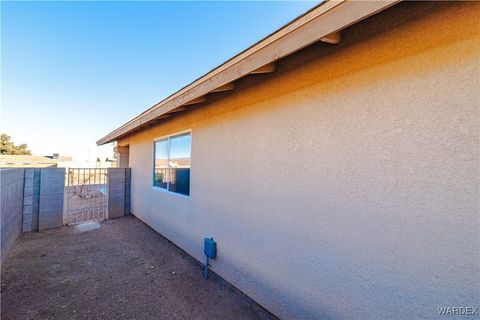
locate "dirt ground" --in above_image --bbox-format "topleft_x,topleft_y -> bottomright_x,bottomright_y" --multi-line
1,216 -> 277,320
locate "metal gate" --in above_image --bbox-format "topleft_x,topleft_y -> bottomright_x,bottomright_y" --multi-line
63,168 -> 108,225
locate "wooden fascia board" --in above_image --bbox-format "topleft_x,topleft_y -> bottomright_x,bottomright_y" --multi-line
97,0 -> 398,145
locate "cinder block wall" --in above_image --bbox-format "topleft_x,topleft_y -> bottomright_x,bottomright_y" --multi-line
22,169 -> 41,232
38,168 -> 65,230
22,168 -> 65,231
21,167 -> 131,231
1,167 -> 131,266
107,168 -> 131,219
0,169 -> 25,266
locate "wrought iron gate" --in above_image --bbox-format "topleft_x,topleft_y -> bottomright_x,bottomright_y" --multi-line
63,168 -> 108,224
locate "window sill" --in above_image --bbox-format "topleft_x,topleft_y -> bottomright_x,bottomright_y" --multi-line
152,186 -> 191,199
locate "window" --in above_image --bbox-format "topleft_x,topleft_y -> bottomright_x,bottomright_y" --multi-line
153,132 -> 191,196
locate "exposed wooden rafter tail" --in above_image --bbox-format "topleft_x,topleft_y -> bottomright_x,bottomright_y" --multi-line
320,31 -> 341,44
211,82 -> 236,93
183,96 -> 207,106
250,62 -> 276,75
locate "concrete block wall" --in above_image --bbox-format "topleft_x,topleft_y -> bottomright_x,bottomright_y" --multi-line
1,169 -> 25,266
107,168 -> 130,219
22,168 -> 64,232
125,168 -> 131,215
38,168 -> 65,230
22,169 -> 41,232
8,167 -> 130,236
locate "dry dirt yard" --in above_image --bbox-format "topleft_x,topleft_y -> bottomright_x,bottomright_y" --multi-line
1,216 -> 276,320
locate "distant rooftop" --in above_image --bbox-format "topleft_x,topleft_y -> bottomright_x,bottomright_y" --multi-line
0,154 -> 72,168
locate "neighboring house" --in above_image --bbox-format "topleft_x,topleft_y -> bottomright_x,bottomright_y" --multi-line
0,154 -> 115,169
56,160 -> 116,169
98,2 -> 479,319
0,154 -> 72,168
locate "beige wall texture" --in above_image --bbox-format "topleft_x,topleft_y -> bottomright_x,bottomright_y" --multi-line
118,2 -> 479,319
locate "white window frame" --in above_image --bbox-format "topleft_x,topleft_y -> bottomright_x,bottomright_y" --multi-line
152,129 -> 191,198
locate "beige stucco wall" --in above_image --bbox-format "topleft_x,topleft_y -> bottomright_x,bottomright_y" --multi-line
118,2 -> 479,319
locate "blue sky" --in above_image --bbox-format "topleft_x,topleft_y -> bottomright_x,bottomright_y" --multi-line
1,1 -> 318,160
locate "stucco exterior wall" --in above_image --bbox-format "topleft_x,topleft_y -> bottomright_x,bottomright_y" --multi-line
118,2 -> 479,319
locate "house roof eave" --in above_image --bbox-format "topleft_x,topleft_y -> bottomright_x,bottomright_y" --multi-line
97,0 -> 399,146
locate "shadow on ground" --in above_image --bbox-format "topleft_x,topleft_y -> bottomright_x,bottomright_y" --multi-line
1,216 -> 276,320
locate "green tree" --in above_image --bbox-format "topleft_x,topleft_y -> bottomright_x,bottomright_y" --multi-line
0,134 -> 32,155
